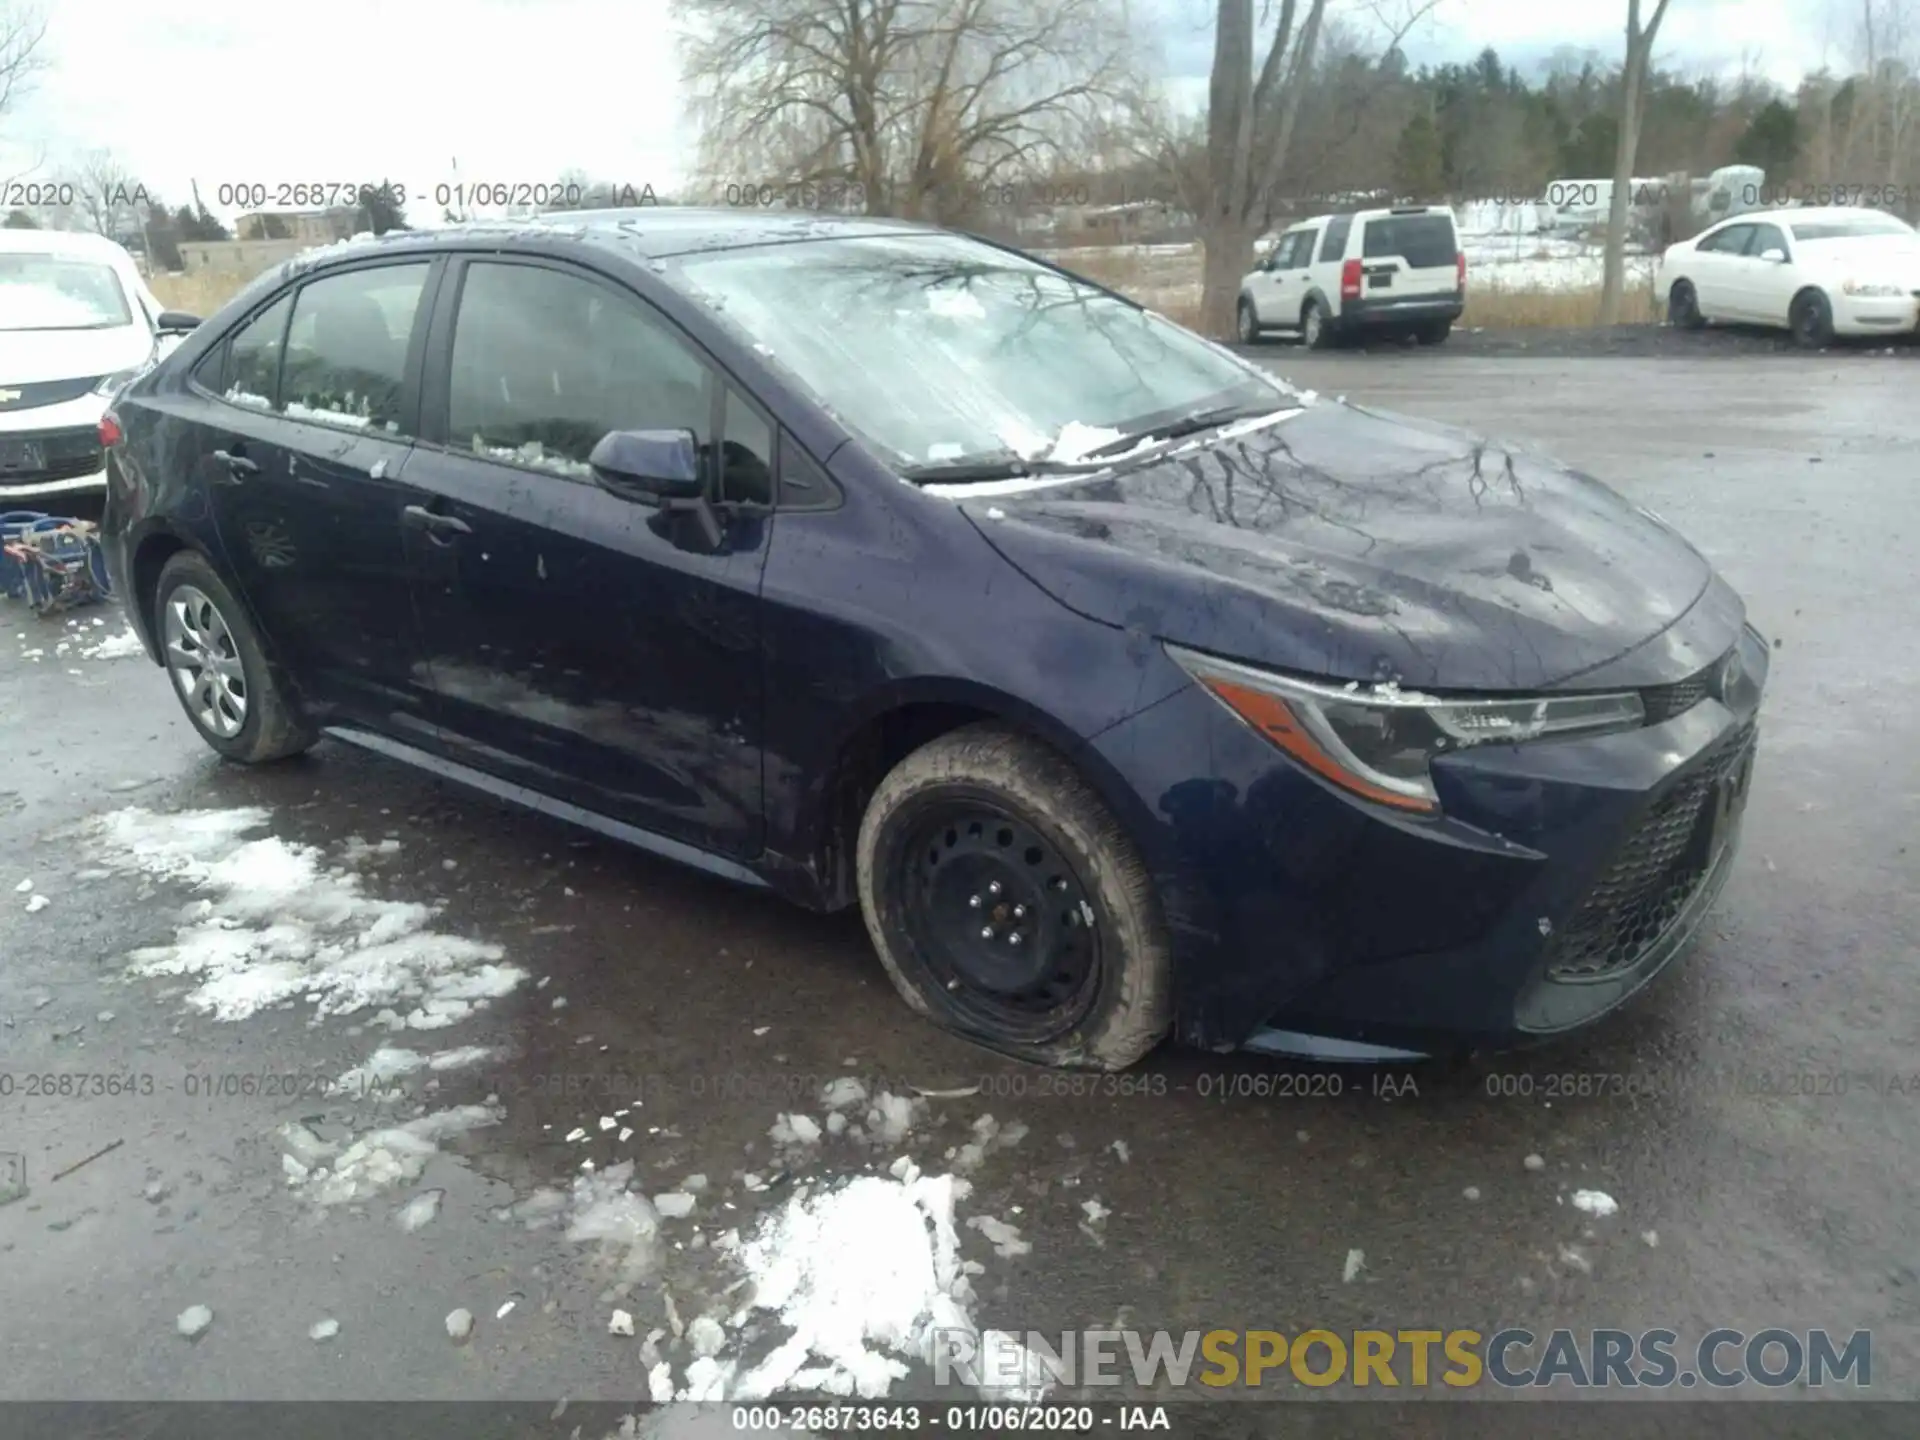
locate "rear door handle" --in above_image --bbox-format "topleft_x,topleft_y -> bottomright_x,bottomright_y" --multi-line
401,504 -> 472,539
211,449 -> 259,482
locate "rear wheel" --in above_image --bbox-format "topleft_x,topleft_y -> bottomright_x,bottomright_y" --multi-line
1235,296 -> 1264,345
1790,289 -> 1834,350
1667,279 -> 1705,330
1301,298 -> 1337,350
1414,319 -> 1452,345
154,551 -> 317,763
856,724 -> 1171,1070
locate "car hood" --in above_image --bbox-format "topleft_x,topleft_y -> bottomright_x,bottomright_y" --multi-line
956,401 -> 1739,692
1798,237 -> 1920,279
0,324 -> 155,386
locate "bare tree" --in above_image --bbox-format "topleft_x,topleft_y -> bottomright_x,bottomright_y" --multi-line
674,0 -> 1144,225
1194,0 -> 1437,340
0,2 -> 46,122
1598,0 -> 1674,324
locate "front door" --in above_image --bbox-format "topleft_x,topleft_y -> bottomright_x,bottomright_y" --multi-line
405,257 -> 773,858
194,260 -> 441,737
1689,222 -> 1756,316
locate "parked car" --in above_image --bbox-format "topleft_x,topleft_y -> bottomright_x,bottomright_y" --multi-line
1237,205 -> 1466,348
0,228 -> 201,501
99,210 -> 1767,1069
1656,205 -> 1920,347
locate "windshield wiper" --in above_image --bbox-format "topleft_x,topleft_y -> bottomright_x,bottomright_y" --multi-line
898,450 -> 1078,484
1082,403 -> 1291,459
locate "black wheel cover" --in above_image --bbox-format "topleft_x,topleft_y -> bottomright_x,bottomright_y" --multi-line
888,796 -> 1104,1044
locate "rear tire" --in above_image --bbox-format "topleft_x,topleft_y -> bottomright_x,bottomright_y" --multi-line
1667,279 -> 1705,330
1414,320 -> 1452,345
855,723 -> 1172,1070
1302,298 -> 1337,350
1790,289 -> 1834,350
1235,296 -> 1264,345
154,550 -> 317,764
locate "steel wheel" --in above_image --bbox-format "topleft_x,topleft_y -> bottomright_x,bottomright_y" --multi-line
1236,298 -> 1260,344
1302,304 -> 1323,347
164,584 -> 248,738
898,800 -> 1104,1044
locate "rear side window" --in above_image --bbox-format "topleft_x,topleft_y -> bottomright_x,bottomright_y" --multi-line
1317,216 -> 1353,263
203,292 -> 293,409
281,263 -> 431,435
447,261 -> 715,481
1361,214 -> 1457,267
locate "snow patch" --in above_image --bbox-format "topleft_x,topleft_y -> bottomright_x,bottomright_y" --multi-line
302,1105 -> 500,1205
90,807 -> 524,1024
1570,1189 -> 1618,1217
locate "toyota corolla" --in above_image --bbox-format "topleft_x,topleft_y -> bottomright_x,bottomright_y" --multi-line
97,210 -> 1767,1069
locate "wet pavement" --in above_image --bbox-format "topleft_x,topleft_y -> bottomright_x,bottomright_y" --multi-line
2,355 -> 1917,1424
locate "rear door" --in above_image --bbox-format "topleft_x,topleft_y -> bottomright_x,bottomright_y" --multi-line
402,255 -> 773,858
192,259 -> 443,737
1357,211 -> 1459,300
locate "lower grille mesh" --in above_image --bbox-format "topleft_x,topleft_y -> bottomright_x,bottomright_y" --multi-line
1543,724 -> 1756,982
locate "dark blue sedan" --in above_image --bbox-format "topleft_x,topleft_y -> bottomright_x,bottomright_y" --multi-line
97,209 -> 1766,1069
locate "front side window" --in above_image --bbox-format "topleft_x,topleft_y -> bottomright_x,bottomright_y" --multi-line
280,263 -> 430,434
1698,224 -> 1754,254
447,262 -> 714,481
1745,224 -> 1789,257
674,232 -> 1292,474
0,255 -> 134,331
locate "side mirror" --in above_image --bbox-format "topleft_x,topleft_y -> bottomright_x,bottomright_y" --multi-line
588,427 -> 722,550
155,310 -> 201,335
1759,247 -> 1787,263
588,428 -> 703,499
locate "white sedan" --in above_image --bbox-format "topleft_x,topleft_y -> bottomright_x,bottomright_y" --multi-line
1,228 -> 200,501
1655,205 -> 1920,348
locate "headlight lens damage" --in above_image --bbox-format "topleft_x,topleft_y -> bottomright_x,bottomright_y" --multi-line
1166,644 -> 1645,814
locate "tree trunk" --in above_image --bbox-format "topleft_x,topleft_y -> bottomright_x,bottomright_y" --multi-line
1598,50 -> 1643,325
1198,217 -> 1257,340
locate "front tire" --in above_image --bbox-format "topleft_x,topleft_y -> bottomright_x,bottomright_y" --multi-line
855,724 -> 1172,1070
1790,289 -> 1834,350
154,551 -> 317,763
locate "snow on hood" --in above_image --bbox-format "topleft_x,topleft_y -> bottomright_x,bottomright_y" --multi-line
0,320 -> 154,387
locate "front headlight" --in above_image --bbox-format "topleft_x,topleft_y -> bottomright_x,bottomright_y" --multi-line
1166,644 -> 1646,815
1841,279 -> 1904,297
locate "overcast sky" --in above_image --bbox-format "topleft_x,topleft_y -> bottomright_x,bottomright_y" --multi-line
0,0 -> 1868,224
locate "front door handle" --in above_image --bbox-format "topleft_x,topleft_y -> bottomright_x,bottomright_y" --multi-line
211,449 -> 259,483
401,504 -> 473,540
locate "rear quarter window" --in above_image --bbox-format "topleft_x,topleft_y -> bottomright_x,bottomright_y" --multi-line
1361,215 -> 1458,268
1317,216 -> 1353,263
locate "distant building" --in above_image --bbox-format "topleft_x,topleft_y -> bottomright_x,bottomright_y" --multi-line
234,206 -> 360,244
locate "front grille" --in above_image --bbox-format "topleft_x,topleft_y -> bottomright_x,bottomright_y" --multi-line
0,376 -> 100,411
1542,723 -> 1756,982
0,425 -> 103,487
1639,657 -> 1722,723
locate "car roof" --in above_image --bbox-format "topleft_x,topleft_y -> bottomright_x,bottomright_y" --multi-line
1709,205 -> 1910,228
284,206 -> 946,273
0,227 -> 144,262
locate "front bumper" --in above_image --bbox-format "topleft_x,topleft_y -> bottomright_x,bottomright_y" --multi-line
0,393 -> 110,499
1830,292 -> 1920,336
1091,625 -> 1769,1057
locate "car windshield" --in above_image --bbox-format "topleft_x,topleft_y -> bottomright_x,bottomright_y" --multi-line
1788,215 -> 1916,241
674,232 -> 1292,473
0,255 -> 136,331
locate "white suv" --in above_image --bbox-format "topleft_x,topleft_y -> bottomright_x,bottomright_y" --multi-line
1237,206 -> 1466,348
1,229 -> 198,502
